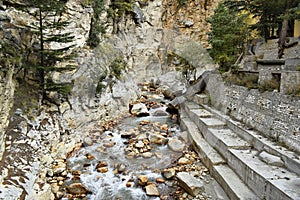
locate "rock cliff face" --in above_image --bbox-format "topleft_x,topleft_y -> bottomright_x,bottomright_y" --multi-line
0,0 -> 217,199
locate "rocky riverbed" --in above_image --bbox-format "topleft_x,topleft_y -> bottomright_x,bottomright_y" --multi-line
0,83 -> 228,200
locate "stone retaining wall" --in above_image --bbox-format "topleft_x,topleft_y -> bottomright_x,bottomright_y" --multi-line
206,72 -> 300,153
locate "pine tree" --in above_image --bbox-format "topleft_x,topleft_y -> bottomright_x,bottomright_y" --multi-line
21,0 -> 76,99
207,2 -> 249,72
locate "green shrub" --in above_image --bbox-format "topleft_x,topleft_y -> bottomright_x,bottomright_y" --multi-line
286,84 -> 300,97
224,72 -> 259,89
109,57 -> 126,79
259,79 -> 280,92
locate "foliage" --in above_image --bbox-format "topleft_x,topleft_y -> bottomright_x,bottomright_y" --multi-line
224,72 -> 259,90
167,51 -> 196,82
207,2 -> 250,72
259,79 -> 280,92
19,0 -> 76,98
86,0 -> 107,48
110,0 -> 134,17
109,57 -> 126,79
224,0 -> 299,38
286,84 -> 300,97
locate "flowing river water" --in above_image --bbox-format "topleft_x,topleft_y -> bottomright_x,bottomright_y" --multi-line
62,85 -> 229,200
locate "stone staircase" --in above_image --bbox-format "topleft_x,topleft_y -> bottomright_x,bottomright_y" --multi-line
179,94 -> 300,200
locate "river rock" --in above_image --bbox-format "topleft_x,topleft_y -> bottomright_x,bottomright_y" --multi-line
130,103 -> 149,117
83,137 -> 93,146
96,161 -> 108,168
135,140 -> 145,148
145,183 -> 160,196
97,167 -> 108,173
149,134 -> 168,145
162,168 -> 176,179
66,183 -> 91,195
178,157 -> 191,165
176,172 -> 204,196
141,152 -> 153,158
138,175 -> 148,186
117,163 -> 126,173
153,109 -> 169,116
168,138 -> 185,152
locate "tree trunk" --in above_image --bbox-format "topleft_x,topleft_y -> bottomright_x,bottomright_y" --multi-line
278,17 -> 289,58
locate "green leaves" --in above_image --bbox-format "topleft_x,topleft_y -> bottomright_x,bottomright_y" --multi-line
207,2 -> 249,72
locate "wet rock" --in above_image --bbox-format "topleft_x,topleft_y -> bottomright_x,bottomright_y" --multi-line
96,161 -> 108,168
140,120 -> 151,125
126,182 -> 133,187
138,175 -> 148,186
135,140 -> 145,148
142,152 -> 153,158
145,183 -> 160,196
178,157 -> 191,165
116,163 -> 126,173
51,183 -> 60,194
97,167 -> 108,173
120,131 -> 134,138
153,110 -> 169,116
156,177 -> 165,183
86,153 -> 95,160
160,124 -> 168,131
179,131 -> 190,143
130,103 -> 149,117
83,137 -> 93,146
162,168 -> 176,179
103,141 -> 115,148
149,134 -> 168,145
66,183 -> 91,195
168,138 -> 185,152
176,172 -> 204,197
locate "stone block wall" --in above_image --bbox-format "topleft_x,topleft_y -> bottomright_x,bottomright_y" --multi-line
206,73 -> 300,153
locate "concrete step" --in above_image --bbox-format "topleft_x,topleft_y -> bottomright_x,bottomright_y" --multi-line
228,149 -> 300,200
180,110 -> 225,172
205,128 -> 252,160
213,164 -> 259,200
180,109 -> 257,199
193,94 -> 209,105
202,104 -> 300,176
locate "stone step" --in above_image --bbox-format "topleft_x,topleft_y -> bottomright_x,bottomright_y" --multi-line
193,94 -> 209,105
205,128 -> 252,160
180,109 -> 257,199
213,164 -> 259,200
202,104 -> 300,176
228,149 -> 300,200
180,111 -> 225,172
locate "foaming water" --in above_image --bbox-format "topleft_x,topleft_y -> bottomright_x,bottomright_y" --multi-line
66,104 -> 182,199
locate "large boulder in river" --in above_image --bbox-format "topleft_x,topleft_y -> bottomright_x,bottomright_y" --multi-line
168,138 -> 185,152
149,133 -> 168,145
66,183 -> 91,195
130,103 -> 149,117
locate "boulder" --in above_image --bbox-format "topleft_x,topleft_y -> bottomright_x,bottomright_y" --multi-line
138,175 -> 148,186
178,157 -> 191,165
66,183 -> 91,195
168,138 -> 185,152
130,103 -> 149,117
162,168 -> 176,179
149,134 -> 168,145
176,172 -> 204,196
145,183 -> 160,196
